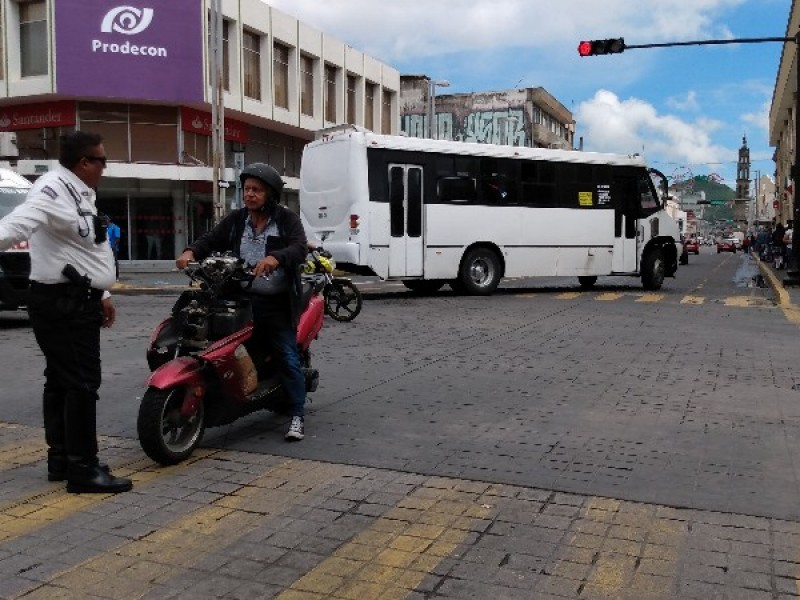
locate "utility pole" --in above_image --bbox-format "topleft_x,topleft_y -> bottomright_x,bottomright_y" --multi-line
210,0 -> 226,225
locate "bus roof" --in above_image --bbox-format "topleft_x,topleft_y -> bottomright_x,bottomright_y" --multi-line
312,126 -> 648,168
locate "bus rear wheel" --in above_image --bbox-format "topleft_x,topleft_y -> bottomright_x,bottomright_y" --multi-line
458,248 -> 501,295
578,276 -> 597,289
641,248 -> 665,290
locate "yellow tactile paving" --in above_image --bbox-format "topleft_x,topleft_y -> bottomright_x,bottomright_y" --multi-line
680,296 -> 705,305
14,460 -> 345,600
278,489 -> 490,600
595,292 -> 623,301
0,444 -> 219,544
556,292 -> 583,300
636,294 -> 664,303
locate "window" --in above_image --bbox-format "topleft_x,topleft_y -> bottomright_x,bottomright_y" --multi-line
480,158 -> 518,205
365,82 -> 376,131
324,64 -> 337,122
438,177 -> 476,203
273,42 -> 290,109
0,3 -> 4,80
207,17 -> 230,92
520,160 -> 557,207
346,74 -> 357,124
381,89 -> 392,134
222,19 -> 230,92
300,54 -> 314,116
20,1 -> 47,77
129,105 -> 179,164
78,102 -> 178,164
242,29 -> 261,100
639,175 -> 659,210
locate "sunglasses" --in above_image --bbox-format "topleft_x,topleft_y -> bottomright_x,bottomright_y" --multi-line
83,155 -> 107,167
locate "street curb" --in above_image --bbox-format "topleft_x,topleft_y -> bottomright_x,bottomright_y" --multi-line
754,254 -> 791,308
111,283 -> 188,296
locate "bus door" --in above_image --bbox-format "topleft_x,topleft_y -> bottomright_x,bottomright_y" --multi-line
612,175 -> 639,272
388,164 -> 424,277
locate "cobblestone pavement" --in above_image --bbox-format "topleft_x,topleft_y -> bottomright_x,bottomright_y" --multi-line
1,253 -> 800,599
1,422 -> 800,600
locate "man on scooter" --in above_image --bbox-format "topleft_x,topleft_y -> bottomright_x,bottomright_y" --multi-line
175,163 -> 309,440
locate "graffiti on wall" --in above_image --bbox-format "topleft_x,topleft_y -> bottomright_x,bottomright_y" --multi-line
401,108 -> 527,145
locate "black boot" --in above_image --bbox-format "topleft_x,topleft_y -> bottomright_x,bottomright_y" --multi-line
48,454 -> 110,482
66,461 -> 132,494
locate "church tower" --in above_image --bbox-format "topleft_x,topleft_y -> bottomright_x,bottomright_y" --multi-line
734,135 -> 750,225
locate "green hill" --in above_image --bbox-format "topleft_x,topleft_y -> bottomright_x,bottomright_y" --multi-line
691,175 -> 736,204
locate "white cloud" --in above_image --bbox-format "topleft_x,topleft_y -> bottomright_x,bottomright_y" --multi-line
575,90 -> 733,166
741,99 -> 770,135
666,91 -> 700,112
266,0 -> 746,61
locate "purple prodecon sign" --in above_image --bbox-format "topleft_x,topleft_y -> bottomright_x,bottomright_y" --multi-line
55,1 -> 204,103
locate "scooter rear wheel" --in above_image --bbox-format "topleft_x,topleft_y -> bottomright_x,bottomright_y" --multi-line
324,279 -> 362,322
137,386 -> 205,465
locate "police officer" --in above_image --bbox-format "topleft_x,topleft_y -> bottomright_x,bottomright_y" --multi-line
176,163 -> 309,440
0,131 -> 132,493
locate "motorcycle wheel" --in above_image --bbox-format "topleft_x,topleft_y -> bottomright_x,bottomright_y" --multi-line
137,386 -> 205,465
324,279 -> 363,322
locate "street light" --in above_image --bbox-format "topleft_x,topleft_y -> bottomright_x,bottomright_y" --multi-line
427,79 -> 450,139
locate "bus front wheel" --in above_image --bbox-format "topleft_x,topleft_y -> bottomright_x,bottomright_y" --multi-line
457,248 -> 501,295
641,249 -> 665,290
578,276 -> 597,289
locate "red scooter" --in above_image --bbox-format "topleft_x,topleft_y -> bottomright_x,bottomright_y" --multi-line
137,253 -> 325,465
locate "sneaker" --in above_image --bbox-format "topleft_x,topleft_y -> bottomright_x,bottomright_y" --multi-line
285,416 -> 305,441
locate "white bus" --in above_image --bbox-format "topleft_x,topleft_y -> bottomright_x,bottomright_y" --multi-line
299,126 -> 681,295
0,168 -> 32,310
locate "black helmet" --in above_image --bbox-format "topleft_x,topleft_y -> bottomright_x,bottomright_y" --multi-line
239,162 -> 284,196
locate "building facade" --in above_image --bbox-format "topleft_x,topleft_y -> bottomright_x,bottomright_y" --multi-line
400,76 -> 574,150
0,0 -> 399,263
768,0 -> 799,229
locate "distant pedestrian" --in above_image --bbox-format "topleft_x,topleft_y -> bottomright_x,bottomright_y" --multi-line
106,218 -> 121,280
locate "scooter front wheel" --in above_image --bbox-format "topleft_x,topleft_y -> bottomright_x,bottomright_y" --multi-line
324,279 -> 363,322
137,386 -> 205,465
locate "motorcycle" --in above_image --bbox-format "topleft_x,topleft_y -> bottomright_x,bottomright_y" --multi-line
138,253 -> 325,465
305,248 -> 363,322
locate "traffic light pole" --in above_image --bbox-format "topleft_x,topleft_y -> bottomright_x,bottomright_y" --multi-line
579,33 -> 800,284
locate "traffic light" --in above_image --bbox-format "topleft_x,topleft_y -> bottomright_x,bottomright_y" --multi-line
578,38 -> 626,57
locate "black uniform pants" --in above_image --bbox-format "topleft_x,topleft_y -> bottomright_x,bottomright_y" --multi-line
27,284 -> 104,464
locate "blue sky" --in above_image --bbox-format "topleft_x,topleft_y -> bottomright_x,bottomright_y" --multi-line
268,0 -> 790,190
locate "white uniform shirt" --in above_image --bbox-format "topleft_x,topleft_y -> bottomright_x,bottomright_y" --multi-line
0,165 -> 115,291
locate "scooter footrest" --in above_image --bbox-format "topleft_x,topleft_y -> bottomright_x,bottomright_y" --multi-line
247,379 -> 281,402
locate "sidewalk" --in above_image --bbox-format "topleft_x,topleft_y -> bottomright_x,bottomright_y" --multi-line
752,251 -> 800,323
111,271 -> 189,295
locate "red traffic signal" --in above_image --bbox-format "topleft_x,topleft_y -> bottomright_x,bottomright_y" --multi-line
578,38 -> 626,56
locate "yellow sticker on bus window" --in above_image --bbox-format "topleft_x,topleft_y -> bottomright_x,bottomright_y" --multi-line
578,192 -> 593,206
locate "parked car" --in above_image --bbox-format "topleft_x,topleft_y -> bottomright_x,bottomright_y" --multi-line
717,238 -> 737,253
685,239 -> 700,254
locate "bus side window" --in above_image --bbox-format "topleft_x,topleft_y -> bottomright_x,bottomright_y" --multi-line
438,176 -> 476,204
520,160 -> 557,207
480,158 -> 518,205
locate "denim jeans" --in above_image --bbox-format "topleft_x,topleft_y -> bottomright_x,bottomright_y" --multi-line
250,294 -> 306,417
